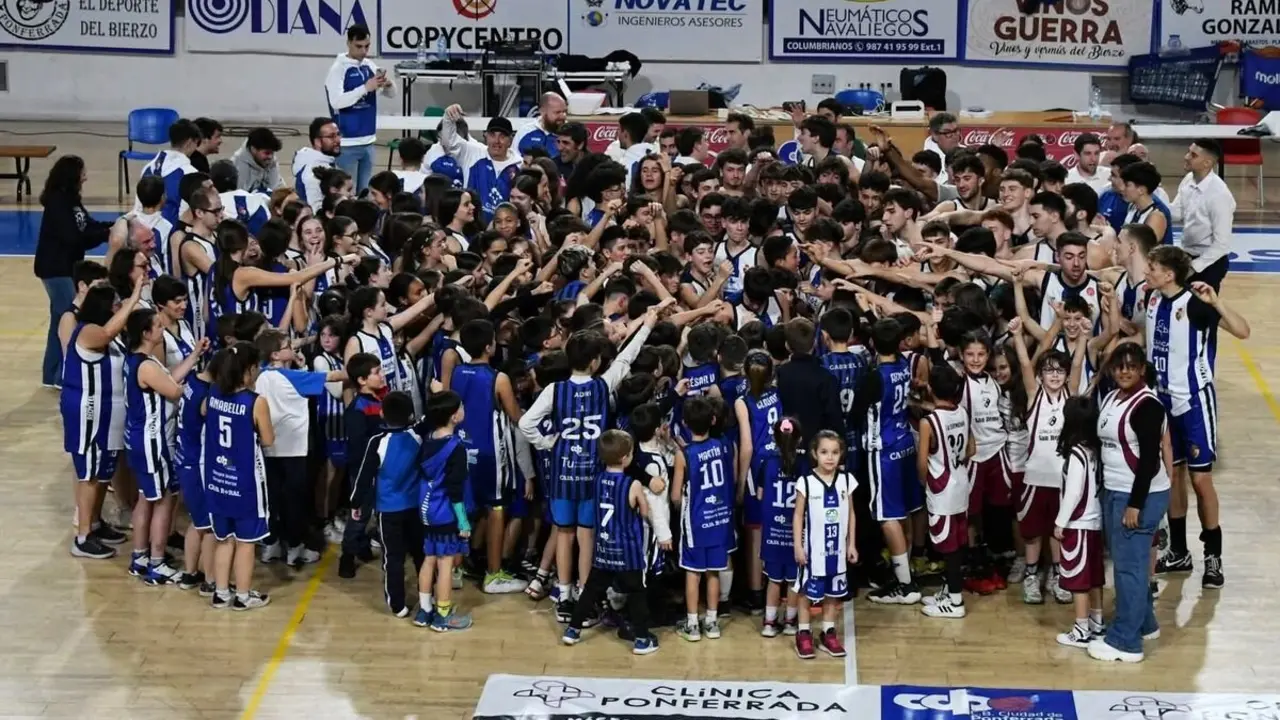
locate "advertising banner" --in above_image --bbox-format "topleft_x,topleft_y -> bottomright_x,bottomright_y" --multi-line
581,120 -> 734,154
957,124 -> 1108,168
964,0 -> 1156,69
569,0 -> 760,62
1157,0 -> 1280,50
769,0 -> 961,61
378,0 -> 569,57
0,0 -> 173,53
185,0 -> 373,55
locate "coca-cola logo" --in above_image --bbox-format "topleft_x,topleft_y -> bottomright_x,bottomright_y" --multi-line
960,127 -> 1017,148
590,125 -> 617,142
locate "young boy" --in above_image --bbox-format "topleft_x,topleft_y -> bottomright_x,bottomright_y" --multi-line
671,396 -> 737,642
350,390 -> 424,617
253,329 -> 346,567
414,390 -> 474,631
561,430 -> 658,655
339,353 -> 388,579
451,318 -> 526,594
523,351 -> 572,601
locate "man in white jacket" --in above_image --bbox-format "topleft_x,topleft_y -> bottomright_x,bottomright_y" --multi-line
293,117 -> 342,211
325,24 -> 394,193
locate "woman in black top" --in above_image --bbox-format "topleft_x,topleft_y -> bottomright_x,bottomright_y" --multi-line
34,155 -> 112,387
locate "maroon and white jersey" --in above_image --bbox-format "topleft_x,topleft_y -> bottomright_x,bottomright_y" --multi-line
1024,388 -> 1066,488
999,389 -> 1029,473
924,406 -> 971,517
1098,387 -> 1170,495
1055,445 -> 1101,531
963,372 -> 1006,462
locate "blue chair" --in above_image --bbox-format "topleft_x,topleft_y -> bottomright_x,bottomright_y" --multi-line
118,108 -> 179,201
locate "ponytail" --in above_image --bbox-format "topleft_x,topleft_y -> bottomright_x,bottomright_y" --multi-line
346,286 -> 383,340
213,219 -> 250,302
774,415 -> 802,477
125,307 -> 157,352
213,341 -> 261,394
744,349 -> 774,398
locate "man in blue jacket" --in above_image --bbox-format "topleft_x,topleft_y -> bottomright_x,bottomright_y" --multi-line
326,24 -> 395,193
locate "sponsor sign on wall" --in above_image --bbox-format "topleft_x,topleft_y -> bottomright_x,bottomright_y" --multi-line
965,0 -> 1155,69
570,0 -> 760,62
958,125 -> 1108,168
582,120 -> 733,154
1158,0 -> 1280,50
0,0 -> 172,53
378,0 -> 568,57
769,0 -> 961,61
185,0 -> 372,54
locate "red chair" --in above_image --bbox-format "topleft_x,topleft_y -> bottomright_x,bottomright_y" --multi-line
1216,107 -> 1265,207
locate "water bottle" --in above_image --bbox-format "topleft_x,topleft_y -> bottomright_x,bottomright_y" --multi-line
416,34 -> 428,65
1088,84 -> 1103,122
436,36 -> 448,62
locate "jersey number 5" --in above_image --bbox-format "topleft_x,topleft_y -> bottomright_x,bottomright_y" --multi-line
217,416 -> 233,449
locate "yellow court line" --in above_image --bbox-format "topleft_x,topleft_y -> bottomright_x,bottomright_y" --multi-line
239,549 -> 334,720
1232,339 -> 1280,425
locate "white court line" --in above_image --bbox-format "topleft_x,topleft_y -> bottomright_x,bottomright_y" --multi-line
843,598 -> 858,685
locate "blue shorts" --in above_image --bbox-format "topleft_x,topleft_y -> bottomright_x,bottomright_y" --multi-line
177,462 -> 211,530
131,452 -> 176,502
550,498 -> 595,528
764,555 -> 799,584
796,569 -> 848,602
71,447 -> 118,483
324,439 -> 347,465
679,543 -> 730,572
868,445 -> 922,522
1164,389 -> 1217,471
469,453 -> 510,509
211,514 -> 269,543
509,482 -> 529,519
423,529 -> 469,557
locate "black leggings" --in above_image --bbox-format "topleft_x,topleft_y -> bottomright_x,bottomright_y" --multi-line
570,568 -> 651,638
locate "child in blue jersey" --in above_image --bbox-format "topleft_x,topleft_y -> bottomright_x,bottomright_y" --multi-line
734,349 -> 783,618
339,353 -> 388,579
350,391 -> 425,617
123,308 -> 208,586
855,318 -> 924,606
562,430 -> 658,655
312,316 -> 349,544
414,390 -> 474,632
792,430 -> 859,660
254,329 -> 347,567
174,358 -> 217,594
523,351 -> 572,601
65,284 -> 143,560
203,342 -> 274,610
819,308 -> 869,469
672,395 -> 738,642
452,318 -> 527,595
518,304 -> 661,622
759,416 -> 804,637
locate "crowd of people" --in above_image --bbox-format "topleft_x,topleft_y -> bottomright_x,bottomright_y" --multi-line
33,25 -> 1250,664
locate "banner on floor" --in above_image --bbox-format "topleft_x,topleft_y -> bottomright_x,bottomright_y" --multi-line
379,0 -> 569,57
0,0 -> 173,53
957,125 -> 1108,168
184,0 -> 374,55
1157,0 -> 1280,50
568,0 -> 760,62
963,0 -> 1156,69
768,0 -> 961,61
472,675 -> 1280,720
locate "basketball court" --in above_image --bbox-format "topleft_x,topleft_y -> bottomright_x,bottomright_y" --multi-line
1,123 -> 1278,719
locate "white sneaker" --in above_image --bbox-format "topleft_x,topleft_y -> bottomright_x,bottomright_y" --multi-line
921,594 -> 966,618
452,567 -> 464,590
1087,637 -> 1144,663
287,545 -> 321,565
260,542 -> 285,564
922,587 -> 948,607
482,571 -> 529,594
702,618 -> 722,639
324,522 -> 344,544
1049,567 -> 1072,604
370,537 -> 383,552
1056,622 -> 1092,648
1022,570 -> 1043,604
114,506 -> 133,530
1007,557 -> 1027,583
1143,627 -> 1161,640
332,517 -> 347,534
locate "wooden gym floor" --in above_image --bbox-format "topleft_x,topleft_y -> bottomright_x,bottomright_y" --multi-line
0,124 -> 1278,718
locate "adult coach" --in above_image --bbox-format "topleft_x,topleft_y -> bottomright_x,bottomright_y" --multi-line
1167,139 -> 1234,291
35,155 -> 112,388
326,24 -> 394,193
514,92 -> 567,158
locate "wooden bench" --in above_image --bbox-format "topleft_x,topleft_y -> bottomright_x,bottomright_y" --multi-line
0,145 -> 56,201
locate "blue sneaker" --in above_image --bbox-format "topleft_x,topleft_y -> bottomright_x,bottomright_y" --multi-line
633,635 -> 659,655
562,627 -> 582,646
430,610 -> 473,632
128,553 -> 149,577
413,607 -> 435,627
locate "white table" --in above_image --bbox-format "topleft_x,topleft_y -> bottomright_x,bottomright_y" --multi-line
1132,121 -> 1272,175
377,115 -> 536,133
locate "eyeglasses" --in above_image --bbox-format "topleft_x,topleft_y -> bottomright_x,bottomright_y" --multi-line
937,127 -> 959,137
1042,366 -> 1066,375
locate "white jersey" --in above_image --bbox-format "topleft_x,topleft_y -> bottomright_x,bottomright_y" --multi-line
106,338 -> 128,451
1039,270 -> 1102,339
354,322 -> 402,394
924,406 -> 971,516
180,232 -> 217,342
1145,288 -> 1214,415
999,390 -> 1029,473
1023,388 -> 1066,487
1056,445 -> 1102,531
797,471 -> 857,578
1032,239 -> 1057,265
1098,387 -> 1170,495
393,169 -> 428,195
162,319 -> 197,372
128,210 -> 176,274
1116,269 -> 1149,325
714,241 -> 758,300
962,372 -> 1005,461
1066,165 -> 1112,195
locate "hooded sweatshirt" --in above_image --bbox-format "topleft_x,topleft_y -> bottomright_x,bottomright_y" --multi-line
292,146 -> 336,211
231,141 -> 282,194
325,52 -> 393,147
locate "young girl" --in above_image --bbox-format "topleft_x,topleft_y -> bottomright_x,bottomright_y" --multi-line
958,330 -> 1010,592
203,342 -> 273,610
1009,316 -> 1081,605
1054,396 -> 1106,648
918,365 -> 973,619
734,350 -> 781,622
342,286 -> 433,398
759,416 -> 802,638
312,316 -> 348,543
123,308 -> 207,585
992,343 -> 1030,584
792,429 -> 858,659
174,354 -> 218,593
